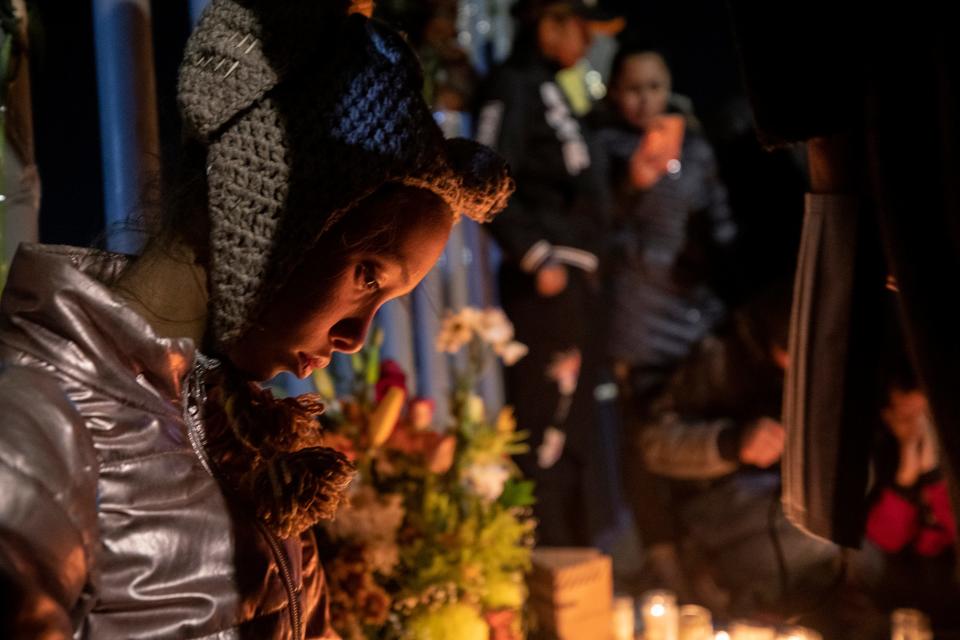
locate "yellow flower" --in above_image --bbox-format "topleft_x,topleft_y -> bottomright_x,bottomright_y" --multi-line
465,393 -> 485,423
495,407 -> 516,434
368,387 -> 405,447
407,603 -> 488,640
483,575 -> 526,610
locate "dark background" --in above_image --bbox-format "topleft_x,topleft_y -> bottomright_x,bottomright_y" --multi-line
26,0 -> 804,296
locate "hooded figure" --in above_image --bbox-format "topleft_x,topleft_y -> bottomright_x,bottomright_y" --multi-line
0,1 -> 512,637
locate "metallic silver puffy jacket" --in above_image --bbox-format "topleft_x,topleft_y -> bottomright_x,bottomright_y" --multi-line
0,244 -> 336,639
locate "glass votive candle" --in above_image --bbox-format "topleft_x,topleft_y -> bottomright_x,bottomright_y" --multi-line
641,590 -> 679,640
891,608 -> 932,640
678,605 -> 713,640
775,626 -> 823,640
612,595 -> 636,640
729,620 -> 776,640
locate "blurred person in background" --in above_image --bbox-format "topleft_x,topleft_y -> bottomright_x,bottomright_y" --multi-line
474,0 -> 617,546
593,43 -> 736,402
1,0 -> 40,289
635,282 -> 840,618
848,356 -> 960,632
591,43 -> 738,593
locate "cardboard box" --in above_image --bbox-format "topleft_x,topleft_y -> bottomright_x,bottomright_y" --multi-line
528,547 -> 613,639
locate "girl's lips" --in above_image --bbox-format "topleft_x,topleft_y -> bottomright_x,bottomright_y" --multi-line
297,352 -> 330,378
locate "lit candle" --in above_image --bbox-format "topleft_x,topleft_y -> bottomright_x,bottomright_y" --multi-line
612,596 -> 635,640
728,621 -> 775,640
891,608 -> 932,640
678,605 -> 713,640
640,590 -> 678,640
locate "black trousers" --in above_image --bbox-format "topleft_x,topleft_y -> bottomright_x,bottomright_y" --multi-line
499,265 -> 600,547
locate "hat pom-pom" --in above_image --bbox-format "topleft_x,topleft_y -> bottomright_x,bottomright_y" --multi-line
444,138 -> 515,222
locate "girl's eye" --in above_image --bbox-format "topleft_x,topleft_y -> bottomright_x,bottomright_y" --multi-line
357,262 -> 381,292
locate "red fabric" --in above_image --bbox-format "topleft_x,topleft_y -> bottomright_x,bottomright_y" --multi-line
375,360 -> 407,402
916,481 -> 956,557
866,488 -> 919,553
866,480 -> 956,556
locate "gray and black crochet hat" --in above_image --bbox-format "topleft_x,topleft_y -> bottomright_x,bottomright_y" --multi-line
177,0 -> 514,348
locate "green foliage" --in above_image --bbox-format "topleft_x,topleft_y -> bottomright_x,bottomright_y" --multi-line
318,310 -> 534,639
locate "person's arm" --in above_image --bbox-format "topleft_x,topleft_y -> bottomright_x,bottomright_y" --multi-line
915,476 -> 956,557
701,140 -> 738,293
0,367 -> 98,636
0,530 -> 75,639
696,137 -> 737,247
477,69 -> 547,269
638,336 -> 740,480
638,330 -> 785,480
478,68 -> 580,288
639,413 -> 741,480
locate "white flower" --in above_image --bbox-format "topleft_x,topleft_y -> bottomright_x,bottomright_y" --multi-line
476,308 -> 514,347
495,340 -> 528,366
435,308 -> 476,353
462,463 -> 511,502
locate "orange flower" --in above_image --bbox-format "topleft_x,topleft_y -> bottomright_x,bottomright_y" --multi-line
427,434 -> 457,474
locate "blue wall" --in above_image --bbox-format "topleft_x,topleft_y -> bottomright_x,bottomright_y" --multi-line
90,0 -> 504,412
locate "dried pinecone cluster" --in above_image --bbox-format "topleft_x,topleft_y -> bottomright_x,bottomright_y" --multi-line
202,364 -> 356,538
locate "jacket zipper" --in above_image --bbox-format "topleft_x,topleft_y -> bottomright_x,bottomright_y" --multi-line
256,521 -> 303,640
183,355 -> 303,639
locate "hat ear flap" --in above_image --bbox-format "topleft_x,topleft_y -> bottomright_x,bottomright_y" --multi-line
178,1 -> 280,141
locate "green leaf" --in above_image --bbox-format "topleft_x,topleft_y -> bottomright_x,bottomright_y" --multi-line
351,351 -> 364,374
498,479 -> 536,508
364,341 -> 381,387
311,368 -> 337,400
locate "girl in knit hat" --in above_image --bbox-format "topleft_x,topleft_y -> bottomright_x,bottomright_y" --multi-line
0,1 -> 512,637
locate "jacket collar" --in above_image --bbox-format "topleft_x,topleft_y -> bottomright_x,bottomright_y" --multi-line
0,244 -> 196,415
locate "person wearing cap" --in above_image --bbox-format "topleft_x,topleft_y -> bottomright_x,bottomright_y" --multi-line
0,1 -> 512,637
475,0 -> 615,547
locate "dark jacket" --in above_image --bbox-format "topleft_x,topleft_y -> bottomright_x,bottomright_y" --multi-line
638,312 -> 783,482
475,48 -> 609,276
591,107 -> 735,369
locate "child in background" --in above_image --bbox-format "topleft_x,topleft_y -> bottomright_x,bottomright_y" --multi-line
857,375 -> 960,628
867,386 -> 955,558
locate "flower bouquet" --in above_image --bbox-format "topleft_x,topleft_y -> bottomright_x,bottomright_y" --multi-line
314,307 -> 535,640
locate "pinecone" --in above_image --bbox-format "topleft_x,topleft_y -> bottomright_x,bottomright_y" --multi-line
252,446 -> 356,538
